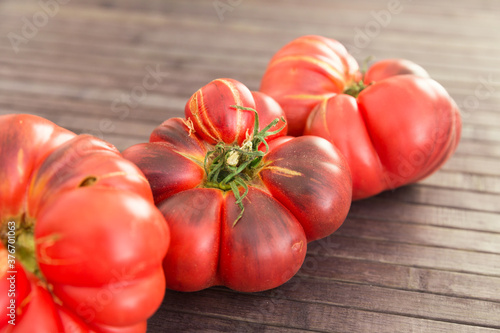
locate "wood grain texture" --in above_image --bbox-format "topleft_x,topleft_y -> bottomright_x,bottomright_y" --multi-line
0,0 -> 499,332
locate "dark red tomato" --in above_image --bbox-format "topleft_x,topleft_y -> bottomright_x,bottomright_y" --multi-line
123,78 -> 352,292
304,59 -> 462,199
0,114 -> 169,333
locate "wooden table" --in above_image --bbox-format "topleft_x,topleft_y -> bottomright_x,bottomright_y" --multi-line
1,0 -> 499,332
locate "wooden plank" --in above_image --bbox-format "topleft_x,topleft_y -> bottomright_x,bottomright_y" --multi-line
297,255 -> 500,302
147,311 -> 309,333
307,235 -> 500,277
349,197 -> 500,233
376,186 -> 500,213
262,276 -> 500,328
461,125 -> 500,143
462,110 -> 500,128
337,217 -> 500,253
419,171 -> 500,194
456,141 -> 500,158
154,287 -> 500,332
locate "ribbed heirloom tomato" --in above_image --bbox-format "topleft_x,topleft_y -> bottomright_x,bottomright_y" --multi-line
123,78 -> 352,292
0,114 -> 170,333
260,35 -> 462,200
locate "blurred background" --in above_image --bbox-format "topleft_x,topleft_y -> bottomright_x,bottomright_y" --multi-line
1,1 -> 499,332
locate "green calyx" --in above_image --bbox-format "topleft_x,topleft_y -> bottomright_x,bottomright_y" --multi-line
203,105 -> 286,226
344,55 -> 374,98
343,80 -> 369,98
1,215 -> 42,279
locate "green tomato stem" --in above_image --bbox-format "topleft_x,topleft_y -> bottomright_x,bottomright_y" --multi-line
1,214 -> 42,279
203,105 -> 286,226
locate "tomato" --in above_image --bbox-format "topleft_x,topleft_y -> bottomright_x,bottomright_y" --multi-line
260,35 -> 461,200
260,35 -> 361,135
0,114 -> 170,333
123,78 -> 352,292
304,59 -> 461,199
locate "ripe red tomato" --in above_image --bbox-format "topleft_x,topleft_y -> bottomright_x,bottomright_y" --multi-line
123,78 -> 352,292
260,36 -> 461,200
0,114 -> 170,333
304,59 -> 461,199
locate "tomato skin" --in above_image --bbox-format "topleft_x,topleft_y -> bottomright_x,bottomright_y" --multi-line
357,75 -> 461,190
36,188 -> 167,326
261,136 -> 352,241
158,188 -> 223,292
52,268 -> 166,327
121,142 -> 205,205
251,91 -> 288,143
184,79 -> 288,146
124,79 -> 352,292
0,250 -> 30,329
0,114 -> 74,219
305,74 -> 461,199
266,135 -> 294,153
157,187 -> 307,293
219,187 -> 306,292
8,274 -> 64,333
260,35 -> 361,135
150,117 -> 207,158
91,321 -> 147,333
0,114 -> 170,332
185,78 -> 257,145
27,135 -> 154,217
363,58 -> 429,83
305,94 -> 387,199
